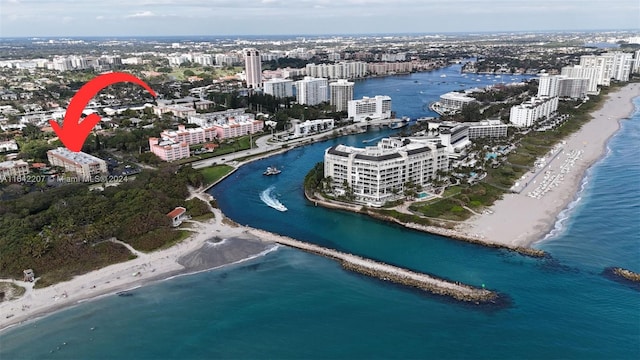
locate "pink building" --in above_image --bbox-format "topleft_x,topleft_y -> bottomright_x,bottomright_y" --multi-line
149,137 -> 190,161
160,125 -> 217,146
213,118 -> 264,140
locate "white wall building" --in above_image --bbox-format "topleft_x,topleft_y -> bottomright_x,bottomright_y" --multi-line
329,79 -> 354,112
243,48 -> 262,89
437,92 -> 477,113
348,95 -> 392,123
305,62 -> 367,79
263,78 -> 294,98
561,65 -> 599,94
324,139 -> 448,207
47,147 -> 108,178
537,74 -> 562,97
0,160 -> 29,179
296,76 -> 329,106
292,119 -> 334,138
509,96 -> 559,127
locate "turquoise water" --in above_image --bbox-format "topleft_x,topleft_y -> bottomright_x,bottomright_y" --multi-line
1,71 -> 639,359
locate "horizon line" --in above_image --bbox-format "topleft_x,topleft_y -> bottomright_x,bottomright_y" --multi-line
1,28 -> 639,40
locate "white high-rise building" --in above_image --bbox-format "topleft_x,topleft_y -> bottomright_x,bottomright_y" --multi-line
633,49 -> 640,74
329,79 -> 354,112
537,74 -> 562,97
348,96 -> 392,123
296,76 -> 329,106
509,96 -> 559,127
243,48 -> 262,89
561,65 -> 599,94
580,55 -> 611,86
263,78 -> 294,99
324,139 -> 448,207
606,51 -> 633,82
558,78 -> 589,99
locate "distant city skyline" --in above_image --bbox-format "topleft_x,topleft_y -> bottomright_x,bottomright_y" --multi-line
1,0 -> 638,38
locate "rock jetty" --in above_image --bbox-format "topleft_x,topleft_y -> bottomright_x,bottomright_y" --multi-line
249,229 -> 499,304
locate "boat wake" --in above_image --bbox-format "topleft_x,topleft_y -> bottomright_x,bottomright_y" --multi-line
362,135 -> 383,144
260,186 -> 288,212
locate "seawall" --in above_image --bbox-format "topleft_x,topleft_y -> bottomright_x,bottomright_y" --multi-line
305,191 -> 546,258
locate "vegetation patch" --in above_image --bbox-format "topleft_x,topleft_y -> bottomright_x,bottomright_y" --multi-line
200,165 -> 234,186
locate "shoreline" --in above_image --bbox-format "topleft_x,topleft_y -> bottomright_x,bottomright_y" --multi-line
2,83 -> 637,334
305,83 -> 639,251
459,83 -> 639,247
0,207 -> 277,333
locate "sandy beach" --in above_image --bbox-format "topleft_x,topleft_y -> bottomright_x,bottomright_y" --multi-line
0,204 -> 277,332
1,83 -> 638,333
458,83 -> 640,247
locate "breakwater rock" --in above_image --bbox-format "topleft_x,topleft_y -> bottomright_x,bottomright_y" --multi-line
604,267 -> 640,289
340,261 -> 498,303
248,228 -> 500,304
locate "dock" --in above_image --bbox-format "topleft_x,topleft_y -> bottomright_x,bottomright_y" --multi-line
248,229 -> 499,303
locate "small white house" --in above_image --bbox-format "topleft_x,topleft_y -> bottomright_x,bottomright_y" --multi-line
166,206 -> 188,227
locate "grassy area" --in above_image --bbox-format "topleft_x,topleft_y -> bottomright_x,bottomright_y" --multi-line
200,165 -> 234,186
192,213 -> 215,221
373,209 -> 433,226
0,281 -> 26,301
410,198 -> 472,221
174,135 -> 258,165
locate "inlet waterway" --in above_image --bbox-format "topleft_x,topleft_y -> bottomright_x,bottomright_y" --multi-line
1,65 -> 638,359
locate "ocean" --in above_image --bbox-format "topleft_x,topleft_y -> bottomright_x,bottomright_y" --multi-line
1,66 -> 638,359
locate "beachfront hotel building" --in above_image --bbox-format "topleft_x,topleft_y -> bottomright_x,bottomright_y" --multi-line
47,147 -> 108,178
263,78 -> 294,99
149,137 -> 190,162
348,95 -> 392,123
329,79 -> 354,112
243,48 -> 262,89
561,66 -> 599,94
324,139 -> 448,207
509,96 -> 559,127
296,76 -> 329,106
0,159 -> 29,178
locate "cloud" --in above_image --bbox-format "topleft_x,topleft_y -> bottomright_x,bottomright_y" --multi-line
125,11 -> 156,18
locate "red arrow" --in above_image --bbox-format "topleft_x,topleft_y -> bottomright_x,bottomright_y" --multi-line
49,72 -> 157,152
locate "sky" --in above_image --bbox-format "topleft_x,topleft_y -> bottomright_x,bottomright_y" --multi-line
0,0 -> 638,37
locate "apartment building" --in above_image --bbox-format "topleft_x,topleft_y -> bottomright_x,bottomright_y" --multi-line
296,76 -> 329,106
47,147 -> 108,178
263,78 -> 294,98
348,95 -> 392,123
509,96 -> 559,127
0,160 -> 29,178
329,79 -> 354,112
159,124 -> 217,146
148,137 -> 190,162
324,139 -> 448,207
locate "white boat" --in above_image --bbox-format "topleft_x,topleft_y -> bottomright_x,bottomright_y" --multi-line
260,186 -> 288,212
263,166 -> 281,176
440,74 -> 447,78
